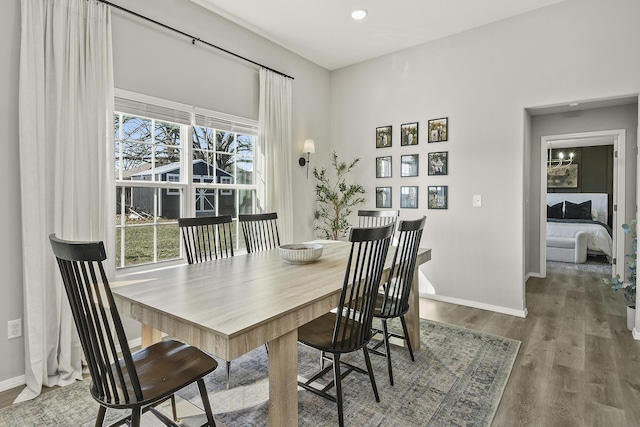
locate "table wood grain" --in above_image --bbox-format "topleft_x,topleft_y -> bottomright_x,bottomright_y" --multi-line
112,241 -> 431,426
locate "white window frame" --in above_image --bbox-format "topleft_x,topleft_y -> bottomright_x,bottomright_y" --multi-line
114,89 -> 260,269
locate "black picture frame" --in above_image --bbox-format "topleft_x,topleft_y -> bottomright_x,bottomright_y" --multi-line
376,187 -> 392,208
376,126 -> 392,148
428,185 -> 448,209
400,122 -> 418,146
427,151 -> 448,176
427,117 -> 448,143
400,186 -> 418,209
376,156 -> 392,178
400,154 -> 419,177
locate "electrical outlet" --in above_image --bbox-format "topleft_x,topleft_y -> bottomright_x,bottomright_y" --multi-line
8,319 -> 22,339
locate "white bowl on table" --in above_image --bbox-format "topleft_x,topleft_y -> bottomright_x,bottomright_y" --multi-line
278,243 -> 323,264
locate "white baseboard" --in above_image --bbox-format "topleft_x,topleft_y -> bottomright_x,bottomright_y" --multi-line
420,292 -> 528,318
0,375 -> 26,393
633,327 -> 640,341
527,272 -> 545,279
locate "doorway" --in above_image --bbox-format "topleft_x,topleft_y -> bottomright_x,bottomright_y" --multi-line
539,129 -> 625,278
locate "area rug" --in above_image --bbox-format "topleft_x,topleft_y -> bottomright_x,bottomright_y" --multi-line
0,319 -> 520,427
546,258 -> 612,275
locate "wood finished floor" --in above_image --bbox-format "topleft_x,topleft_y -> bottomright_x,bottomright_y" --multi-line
1,267 -> 639,426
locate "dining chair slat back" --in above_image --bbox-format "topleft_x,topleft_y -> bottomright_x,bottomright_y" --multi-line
297,224 -> 394,427
357,209 -> 399,234
179,215 -> 234,264
371,215 -> 426,385
49,234 -> 218,427
238,212 -> 280,253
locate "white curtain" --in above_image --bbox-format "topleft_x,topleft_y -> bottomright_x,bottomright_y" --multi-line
258,69 -> 294,243
17,0 -> 114,402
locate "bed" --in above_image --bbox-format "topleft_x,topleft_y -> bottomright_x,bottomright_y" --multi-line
546,193 -> 613,259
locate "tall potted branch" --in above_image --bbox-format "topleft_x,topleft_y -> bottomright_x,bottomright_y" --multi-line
313,151 -> 366,240
604,220 -> 636,330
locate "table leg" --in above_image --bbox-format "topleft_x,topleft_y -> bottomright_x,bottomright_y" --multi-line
268,329 -> 298,427
405,265 -> 421,351
141,324 -> 162,348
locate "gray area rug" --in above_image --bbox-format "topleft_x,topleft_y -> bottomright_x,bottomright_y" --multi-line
0,319 -> 520,427
546,257 -> 612,275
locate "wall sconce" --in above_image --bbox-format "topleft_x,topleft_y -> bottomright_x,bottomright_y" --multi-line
299,139 -> 315,179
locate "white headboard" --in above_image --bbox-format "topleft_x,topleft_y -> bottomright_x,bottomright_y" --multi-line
546,193 -> 608,224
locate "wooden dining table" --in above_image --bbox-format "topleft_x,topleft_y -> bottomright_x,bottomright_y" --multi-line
111,240 -> 431,426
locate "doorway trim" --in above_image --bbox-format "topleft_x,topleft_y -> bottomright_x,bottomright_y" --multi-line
539,129 -> 626,278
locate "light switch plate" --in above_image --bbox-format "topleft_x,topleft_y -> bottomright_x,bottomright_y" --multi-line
473,195 -> 482,207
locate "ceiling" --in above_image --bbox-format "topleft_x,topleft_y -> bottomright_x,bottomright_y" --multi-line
191,0 -> 566,71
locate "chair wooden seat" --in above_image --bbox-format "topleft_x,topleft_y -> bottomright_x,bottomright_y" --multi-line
108,340 -> 218,409
298,313 -> 366,353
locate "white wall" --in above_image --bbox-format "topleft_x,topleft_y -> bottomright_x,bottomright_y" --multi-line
0,0 -> 330,387
329,0 -> 640,315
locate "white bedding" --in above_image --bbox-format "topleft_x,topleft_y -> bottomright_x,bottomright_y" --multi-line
546,221 -> 612,258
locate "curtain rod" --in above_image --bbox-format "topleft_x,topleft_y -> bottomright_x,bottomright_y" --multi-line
97,0 -> 294,80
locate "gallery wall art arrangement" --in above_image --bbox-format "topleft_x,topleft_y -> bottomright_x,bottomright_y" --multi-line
375,118 -> 449,209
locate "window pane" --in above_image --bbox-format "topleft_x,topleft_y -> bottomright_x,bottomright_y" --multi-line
193,126 -> 214,151
157,222 -> 180,262
117,140 -> 153,174
218,189 -> 236,216
155,144 -> 181,168
216,130 -> 236,153
237,134 -> 254,184
239,189 -> 254,215
155,121 -> 181,146
195,187 -> 216,215
217,153 -> 235,179
122,116 -> 152,143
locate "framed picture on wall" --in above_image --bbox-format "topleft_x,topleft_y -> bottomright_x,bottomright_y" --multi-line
376,187 -> 392,208
428,117 -> 448,142
400,122 -> 418,146
428,185 -> 448,209
547,164 -> 578,188
427,151 -> 448,175
376,126 -> 392,148
376,156 -> 392,178
400,154 -> 419,177
400,186 -> 418,209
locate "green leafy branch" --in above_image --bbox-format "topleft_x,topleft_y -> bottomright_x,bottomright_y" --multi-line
313,151 -> 366,240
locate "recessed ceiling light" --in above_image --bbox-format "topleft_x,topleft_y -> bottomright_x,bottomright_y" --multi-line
569,102 -> 579,107
351,9 -> 367,20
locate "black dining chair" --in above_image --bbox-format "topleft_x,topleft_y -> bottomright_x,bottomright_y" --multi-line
49,234 -> 218,427
297,224 -> 394,427
357,209 -> 399,234
178,215 -> 234,264
369,216 -> 426,386
238,212 -> 280,253
178,215 -> 237,388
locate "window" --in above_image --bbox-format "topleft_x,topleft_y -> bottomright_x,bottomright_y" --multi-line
114,90 -> 259,268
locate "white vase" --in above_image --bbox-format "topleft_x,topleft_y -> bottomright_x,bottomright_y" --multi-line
627,305 -> 636,331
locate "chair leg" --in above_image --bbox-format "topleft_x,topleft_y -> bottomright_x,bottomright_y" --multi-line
381,319 -> 394,386
226,360 -> 232,389
95,406 -> 106,427
197,378 -> 217,427
400,315 -> 415,362
130,407 -> 142,427
170,394 -> 178,421
332,354 -> 344,427
362,347 -> 380,403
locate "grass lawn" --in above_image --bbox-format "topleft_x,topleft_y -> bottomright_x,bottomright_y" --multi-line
116,220 -> 180,267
